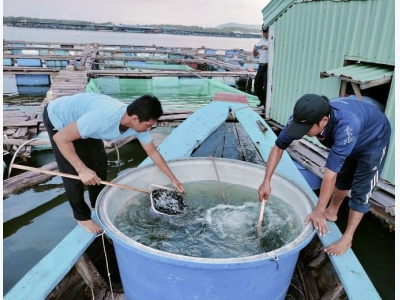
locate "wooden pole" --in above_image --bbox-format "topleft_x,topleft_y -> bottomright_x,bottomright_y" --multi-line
10,164 -> 151,194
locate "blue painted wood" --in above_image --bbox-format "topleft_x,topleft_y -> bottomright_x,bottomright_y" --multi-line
4,215 -> 97,300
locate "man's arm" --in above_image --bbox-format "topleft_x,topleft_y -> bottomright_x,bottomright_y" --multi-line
258,144 -> 284,201
141,142 -> 186,193
253,46 -> 258,57
304,167 -> 337,236
316,168 -> 337,211
52,121 -> 101,185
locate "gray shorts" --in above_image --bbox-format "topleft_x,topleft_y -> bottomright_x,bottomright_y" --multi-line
335,147 -> 388,213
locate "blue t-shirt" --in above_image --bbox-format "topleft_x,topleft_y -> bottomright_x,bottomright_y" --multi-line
47,93 -> 152,143
276,97 -> 391,173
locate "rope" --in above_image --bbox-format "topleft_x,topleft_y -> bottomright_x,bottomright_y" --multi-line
97,230 -> 115,300
231,105 -> 251,113
229,105 -> 251,119
7,137 -> 43,178
269,255 -> 279,270
88,285 -> 95,300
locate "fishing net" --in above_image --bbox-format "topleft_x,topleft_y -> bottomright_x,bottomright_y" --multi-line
86,77 -> 259,111
151,189 -> 187,215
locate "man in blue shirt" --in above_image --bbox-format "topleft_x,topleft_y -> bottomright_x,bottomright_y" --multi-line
258,94 -> 391,256
43,93 -> 186,234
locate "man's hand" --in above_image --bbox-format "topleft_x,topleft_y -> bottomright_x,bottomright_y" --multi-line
78,167 -> 101,185
171,178 -> 186,194
304,210 -> 330,237
258,181 -> 271,203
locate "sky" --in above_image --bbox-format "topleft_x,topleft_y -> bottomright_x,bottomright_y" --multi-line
3,0 -> 271,28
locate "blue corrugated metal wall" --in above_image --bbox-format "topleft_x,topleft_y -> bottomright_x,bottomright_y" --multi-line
262,0 -> 395,184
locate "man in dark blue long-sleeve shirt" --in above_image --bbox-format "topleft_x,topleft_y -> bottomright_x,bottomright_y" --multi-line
258,94 -> 391,256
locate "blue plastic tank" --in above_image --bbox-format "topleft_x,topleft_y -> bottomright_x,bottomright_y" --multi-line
96,157 -> 316,300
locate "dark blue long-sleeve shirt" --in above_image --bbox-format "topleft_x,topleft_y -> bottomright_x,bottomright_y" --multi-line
276,97 -> 391,173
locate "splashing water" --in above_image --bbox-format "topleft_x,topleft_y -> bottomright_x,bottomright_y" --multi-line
115,180 -> 303,258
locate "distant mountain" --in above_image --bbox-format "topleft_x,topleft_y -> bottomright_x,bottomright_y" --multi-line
216,23 -> 261,30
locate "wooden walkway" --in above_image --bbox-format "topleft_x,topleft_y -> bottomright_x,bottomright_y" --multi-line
3,40 -> 257,75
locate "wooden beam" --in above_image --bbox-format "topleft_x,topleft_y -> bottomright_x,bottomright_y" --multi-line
74,253 -> 108,291
339,80 -> 347,96
3,138 -> 50,146
351,82 -> 362,99
360,77 -> 392,89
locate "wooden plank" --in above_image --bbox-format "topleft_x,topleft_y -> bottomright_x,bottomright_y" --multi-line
369,207 -> 395,230
88,70 -> 255,79
288,142 -> 327,168
3,111 -> 31,117
351,82 -> 362,99
3,119 -> 40,127
339,80 -> 347,96
360,77 -> 392,89
3,116 -> 30,123
235,123 -> 265,166
2,67 -> 60,74
287,149 -> 324,179
12,127 -> 29,139
74,253 -> 108,291
296,139 -> 329,159
3,138 -> 50,146
222,122 -> 241,160
376,180 -> 395,196
158,114 -> 192,121
191,124 -> 225,157
156,121 -> 183,127
369,189 -> 395,209
4,128 -> 18,135
161,110 -> 194,115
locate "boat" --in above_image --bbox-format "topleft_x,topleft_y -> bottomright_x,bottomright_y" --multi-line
4,92 -> 380,300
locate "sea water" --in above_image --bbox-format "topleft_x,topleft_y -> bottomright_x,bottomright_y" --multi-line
114,180 -> 303,258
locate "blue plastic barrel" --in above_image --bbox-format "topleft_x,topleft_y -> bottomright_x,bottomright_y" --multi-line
17,58 -> 42,67
15,74 -> 50,86
96,158 -> 316,300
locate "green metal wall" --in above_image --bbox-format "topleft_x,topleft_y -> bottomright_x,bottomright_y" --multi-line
262,0 -> 395,184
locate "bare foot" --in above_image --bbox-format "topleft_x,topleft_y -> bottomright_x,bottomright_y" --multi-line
78,219 -> 103,234
324,206 -> 338,222
324,235 -> 352,256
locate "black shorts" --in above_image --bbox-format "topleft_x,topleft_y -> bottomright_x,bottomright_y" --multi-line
335,147 -> 388,213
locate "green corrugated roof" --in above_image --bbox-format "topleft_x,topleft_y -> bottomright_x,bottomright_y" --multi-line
320,63 -> 394,89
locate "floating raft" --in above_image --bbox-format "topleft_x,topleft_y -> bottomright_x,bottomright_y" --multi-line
3,40 -> 259,74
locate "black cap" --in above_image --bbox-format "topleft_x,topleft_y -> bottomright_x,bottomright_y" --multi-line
261,24 -> 268,32
286,94 -> 330,139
